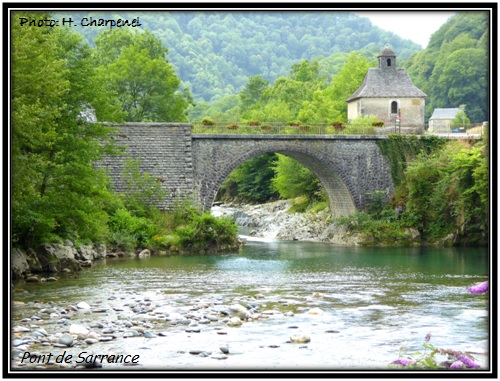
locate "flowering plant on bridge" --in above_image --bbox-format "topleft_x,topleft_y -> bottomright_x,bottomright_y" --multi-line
372,119 -> 385,127
201,117 -> 216,126
246,120 -> 260,126
225,122 -> 239,130
331,119 -> 345,131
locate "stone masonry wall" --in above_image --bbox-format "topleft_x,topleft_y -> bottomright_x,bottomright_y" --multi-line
192,135 -> 394,216
99,123 -> 194,209
360,98 -> 425,130
100,124 -> 394,216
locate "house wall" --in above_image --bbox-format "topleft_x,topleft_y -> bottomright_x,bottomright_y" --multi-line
348,97 -> 425,128
428,119 -> 452,131
347,101 -> 360,120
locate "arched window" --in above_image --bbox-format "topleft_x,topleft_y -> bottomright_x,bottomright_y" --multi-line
387,58 -> 392,67
391,101 -> 398,114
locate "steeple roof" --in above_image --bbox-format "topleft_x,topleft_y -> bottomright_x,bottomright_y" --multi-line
378,46 -> 396,57
346,48 -> 427,102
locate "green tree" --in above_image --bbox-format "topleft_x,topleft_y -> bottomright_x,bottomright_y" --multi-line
239,75 -> 270,112
217,154 -> 279,203
402,141 -> 488,244
272,154 -> 321,201
298,52 -> 375,123
437,48 -> 487,122
450,109 -> 471,127
12,14 -> 122,248
94,29 -> 192,122
404,12 -> 489,122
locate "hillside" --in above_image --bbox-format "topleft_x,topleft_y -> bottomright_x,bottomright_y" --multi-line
404,11 -> 489,122
63,10 -> 422,102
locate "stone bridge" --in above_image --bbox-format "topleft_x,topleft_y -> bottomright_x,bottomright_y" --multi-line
101,123 -> 396,216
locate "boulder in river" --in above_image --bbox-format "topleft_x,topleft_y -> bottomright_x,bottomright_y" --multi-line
229,304 -> 251,320
306,307 -> 324,315
77,301 -> 91,310
226,317 -> 243,327
59,333 -> 74,347
290,334 -> 311,343
69,324 -> 89,338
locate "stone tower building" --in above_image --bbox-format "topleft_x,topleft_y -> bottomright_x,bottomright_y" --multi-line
346,47 -> 427,132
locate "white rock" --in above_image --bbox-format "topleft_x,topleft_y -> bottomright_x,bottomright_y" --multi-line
76,301 -> 91,310
69,324 -> 89,338
226,317 -> 242,327
229,304 -> 251,320
306,307 -> 324,315
290,334 -> 311,343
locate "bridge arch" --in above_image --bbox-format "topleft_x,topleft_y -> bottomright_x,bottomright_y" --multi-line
192,135 -> 393,216
212,146 -> 356,216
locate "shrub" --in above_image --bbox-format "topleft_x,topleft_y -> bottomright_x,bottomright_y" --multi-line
108,208 -> 155,251
225,122 -> 239,130
175,211 -> 238,251
201,117 -> 216,125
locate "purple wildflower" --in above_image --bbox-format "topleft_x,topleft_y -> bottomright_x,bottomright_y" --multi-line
467,280 -> 489,294
391,359 -> 414,367
458,355 -> 480,369
450,360 -> 465,369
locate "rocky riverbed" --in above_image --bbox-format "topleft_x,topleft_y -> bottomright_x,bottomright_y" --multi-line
212,200 -> 364,245
11,284 -> 339,370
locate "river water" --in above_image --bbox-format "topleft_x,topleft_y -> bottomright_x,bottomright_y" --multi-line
11,236 -> 489,373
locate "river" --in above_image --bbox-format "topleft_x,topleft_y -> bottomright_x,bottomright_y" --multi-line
11,235 -> 489,373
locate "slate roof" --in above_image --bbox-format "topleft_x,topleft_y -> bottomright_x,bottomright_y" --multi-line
379,46 -> 396,56
346,68 -> 427,102
429,108 -> 460,120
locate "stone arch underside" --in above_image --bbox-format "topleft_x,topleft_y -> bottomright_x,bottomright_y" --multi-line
277,150 -> 356,216
191,137 -> 393,217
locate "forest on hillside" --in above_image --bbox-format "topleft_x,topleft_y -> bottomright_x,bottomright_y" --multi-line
404,11 -> 489,122
63,10 -> 489,124
64,10 -> 422,102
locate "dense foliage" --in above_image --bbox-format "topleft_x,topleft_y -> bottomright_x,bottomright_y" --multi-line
335,136 -> 489,246
93,29 -> 193,122
404,11 -> 489,122
12,13 -> 122,249
11,13 -> 237,252
401,138 -> 488,245
376,135 -> 447,186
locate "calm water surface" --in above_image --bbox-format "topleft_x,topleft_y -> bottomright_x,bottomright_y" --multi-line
12,238 -> 489,371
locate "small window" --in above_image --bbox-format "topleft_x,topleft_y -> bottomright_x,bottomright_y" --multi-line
391,101 -> 398,114
387,58 -> 391,67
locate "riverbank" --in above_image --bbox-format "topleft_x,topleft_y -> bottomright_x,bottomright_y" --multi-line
11,199 -> 484,282
213,200 -> 373,246
213,200 -> 484,248
11,238 -> 241,281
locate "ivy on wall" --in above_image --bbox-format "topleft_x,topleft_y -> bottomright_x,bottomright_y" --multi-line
376,135 -> 446,185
